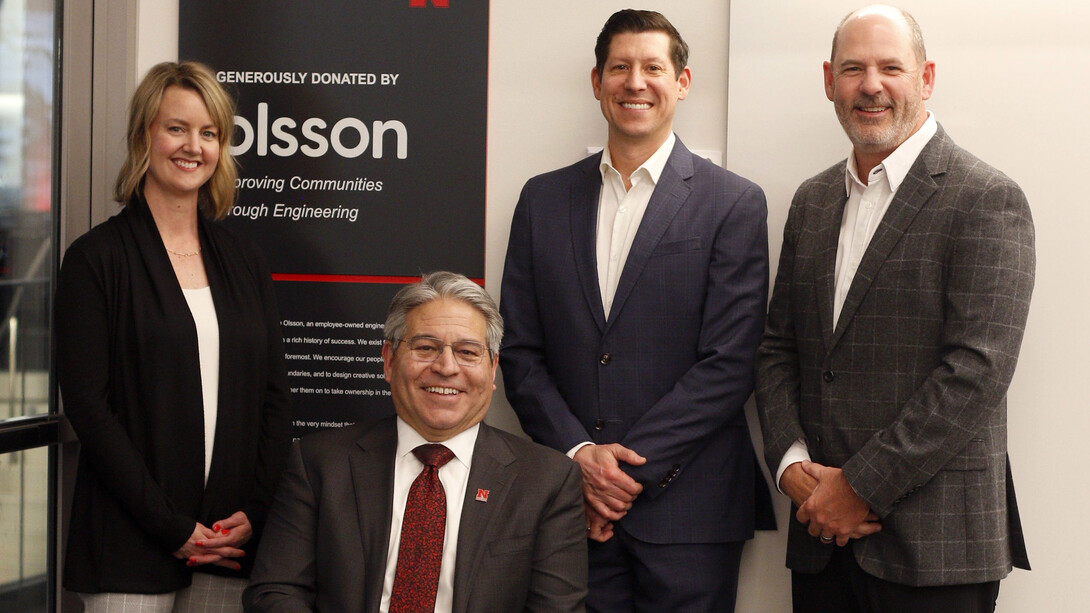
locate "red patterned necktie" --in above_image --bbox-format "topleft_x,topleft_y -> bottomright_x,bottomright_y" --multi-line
389,443 -> 455,613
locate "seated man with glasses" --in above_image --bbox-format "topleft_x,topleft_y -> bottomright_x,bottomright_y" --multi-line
244,271 -> 587,613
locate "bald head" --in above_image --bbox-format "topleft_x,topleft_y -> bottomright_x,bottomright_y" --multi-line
822,3 -> 935,174
831,5 -> 926,64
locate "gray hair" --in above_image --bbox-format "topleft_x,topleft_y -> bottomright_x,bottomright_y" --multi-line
384,271 -> 503,356
831,5 -> 926,65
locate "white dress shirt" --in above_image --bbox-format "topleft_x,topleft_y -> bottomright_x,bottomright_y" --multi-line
775,113 -> 938,492
379,418 -> 479,613
568,133 -> 676,459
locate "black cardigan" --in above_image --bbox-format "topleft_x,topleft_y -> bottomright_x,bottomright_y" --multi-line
56,198 -> 292,593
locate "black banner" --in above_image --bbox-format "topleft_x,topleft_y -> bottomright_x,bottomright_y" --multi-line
179,0 -> 489,437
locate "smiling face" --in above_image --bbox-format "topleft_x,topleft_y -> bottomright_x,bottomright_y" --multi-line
383,298 -> 498,442
592,30 -> 691,151
824,9 -> 934,170
143,85 -> 219,204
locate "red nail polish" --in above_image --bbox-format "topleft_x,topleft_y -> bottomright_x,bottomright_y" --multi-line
221,528 -> 230,536
189,556 -> 197,563
233,563 -> 241,571
239,550 -> 246,557
186,560 -> 196,567
195,541 -> 204,547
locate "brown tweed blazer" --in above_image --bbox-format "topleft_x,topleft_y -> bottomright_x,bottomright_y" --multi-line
756,125 -> 1034,587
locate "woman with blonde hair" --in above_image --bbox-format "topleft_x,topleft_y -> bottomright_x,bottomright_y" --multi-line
56,61 -> 292,612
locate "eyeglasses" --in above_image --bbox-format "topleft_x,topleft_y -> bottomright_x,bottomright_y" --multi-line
397,336 -> 490,367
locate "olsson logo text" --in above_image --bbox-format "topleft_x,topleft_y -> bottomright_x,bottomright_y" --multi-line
410,0 -> 449,7
231,103 -> 408,159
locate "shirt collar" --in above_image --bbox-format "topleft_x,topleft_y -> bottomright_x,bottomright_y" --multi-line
845,112 -> 937,195
600,132 -> 676,186
395,416 -> 479,470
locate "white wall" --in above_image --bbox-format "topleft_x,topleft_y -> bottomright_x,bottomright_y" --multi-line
134,1 -> 1087,611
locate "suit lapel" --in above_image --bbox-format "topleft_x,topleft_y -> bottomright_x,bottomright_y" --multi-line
571,155 -> 608,331
828,130 -> 948,351
452,425 -> 515,613
813,177 -> 848,351
349,419 -> 398,612
606,140 -> 693,329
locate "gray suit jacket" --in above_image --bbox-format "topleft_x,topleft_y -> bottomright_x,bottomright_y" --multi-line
756,126 -> 1034,586
243,417 -> 587,612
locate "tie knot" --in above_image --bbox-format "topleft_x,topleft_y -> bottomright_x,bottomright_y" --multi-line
413,443 -> 454,468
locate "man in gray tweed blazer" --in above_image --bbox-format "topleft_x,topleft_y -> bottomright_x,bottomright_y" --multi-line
756,5 -> 1034,612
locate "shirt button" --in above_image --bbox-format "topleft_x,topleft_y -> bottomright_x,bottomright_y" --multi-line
594,419 -> 604,431
619,206 -> 628,214
600,353 -> 612,365
822,371 -> 835,382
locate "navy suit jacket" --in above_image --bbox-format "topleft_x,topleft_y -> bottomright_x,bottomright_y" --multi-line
500,138 -> 775,543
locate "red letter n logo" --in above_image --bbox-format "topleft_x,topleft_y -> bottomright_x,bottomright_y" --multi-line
410,0 -> 449,7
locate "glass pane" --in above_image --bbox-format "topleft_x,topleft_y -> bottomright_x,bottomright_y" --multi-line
0,0 -> 54,423
0,446 -> 48,612
0,0 -> 54,610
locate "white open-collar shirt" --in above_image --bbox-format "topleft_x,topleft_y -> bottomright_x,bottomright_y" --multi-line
596,132 -> 676,317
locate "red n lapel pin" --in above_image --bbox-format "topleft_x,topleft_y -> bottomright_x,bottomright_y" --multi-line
475,488 -> 489,502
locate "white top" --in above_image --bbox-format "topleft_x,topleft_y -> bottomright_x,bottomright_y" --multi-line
596,132 -> 676,317
182,286 -> 220,484
776,113 -> 938,492
379,418 -> 480,613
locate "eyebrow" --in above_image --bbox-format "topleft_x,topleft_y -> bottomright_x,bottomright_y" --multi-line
609,56 -> 669,65
837,56 -> 907,68
163,117 -> 217,129
409,334 -> 485,344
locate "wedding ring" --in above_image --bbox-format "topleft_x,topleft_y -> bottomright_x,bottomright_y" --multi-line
819,535 -> 834,543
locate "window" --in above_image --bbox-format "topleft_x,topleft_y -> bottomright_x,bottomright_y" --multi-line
0,0 -> 59,611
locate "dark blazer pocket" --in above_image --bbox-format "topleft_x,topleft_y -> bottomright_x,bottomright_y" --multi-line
488,534 -> 533,557
942,439 -> 988,471
650,237 -> 702,257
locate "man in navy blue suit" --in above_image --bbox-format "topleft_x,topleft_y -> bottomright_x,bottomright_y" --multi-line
500,9 -> 775,612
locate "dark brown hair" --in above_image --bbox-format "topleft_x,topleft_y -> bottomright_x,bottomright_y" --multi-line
594,9 -> 689,77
